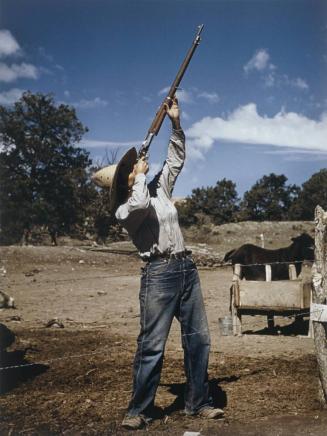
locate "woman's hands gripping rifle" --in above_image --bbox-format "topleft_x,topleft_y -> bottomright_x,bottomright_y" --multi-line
164,97 -> 181,129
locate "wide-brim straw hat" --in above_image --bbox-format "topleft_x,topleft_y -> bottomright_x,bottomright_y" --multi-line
91,147 -> 137,211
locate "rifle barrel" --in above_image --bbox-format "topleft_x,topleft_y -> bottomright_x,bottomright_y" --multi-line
139,25 -> 204,158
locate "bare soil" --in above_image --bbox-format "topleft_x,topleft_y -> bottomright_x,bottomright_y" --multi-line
1,221 -> 326,435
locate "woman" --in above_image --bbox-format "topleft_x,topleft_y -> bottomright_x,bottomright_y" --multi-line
93,99 -> 223,430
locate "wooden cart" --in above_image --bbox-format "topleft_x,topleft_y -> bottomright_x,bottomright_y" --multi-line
230,261 -> 312,336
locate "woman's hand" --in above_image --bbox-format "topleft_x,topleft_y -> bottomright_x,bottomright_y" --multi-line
128,157 -> 149,189
164,97 -> 181,130
133,157 -> 149,175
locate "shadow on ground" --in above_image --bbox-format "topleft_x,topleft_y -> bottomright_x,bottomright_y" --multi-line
0,323 -> 48,394
244,319 -> 310,336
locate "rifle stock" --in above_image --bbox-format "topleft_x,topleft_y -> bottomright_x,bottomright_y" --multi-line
138,24 -> 204,159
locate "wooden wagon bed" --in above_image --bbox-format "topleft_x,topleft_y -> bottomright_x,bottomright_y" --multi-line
230,261 -> 312,336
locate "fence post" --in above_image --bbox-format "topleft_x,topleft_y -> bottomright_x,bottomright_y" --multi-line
232,264 -> 242,335
260,233 -> 265,248
312,205 -> 327,406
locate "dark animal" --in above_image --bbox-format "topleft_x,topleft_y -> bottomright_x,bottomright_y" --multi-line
224,233 -> 314,280
0,323 -> 15,350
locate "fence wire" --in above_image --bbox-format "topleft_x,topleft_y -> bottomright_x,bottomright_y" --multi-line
0,308 -> 320,373
2,258 -> 322,288
0,258 -> 323,372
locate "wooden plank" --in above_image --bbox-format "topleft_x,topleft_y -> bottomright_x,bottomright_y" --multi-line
233,264 -> 241,281
309,291 -> 314,338
233,282 -> 240,307
301,261 -> 313,309
231,284 -> 242,335
302,281 -> 312,308
288,264 -> 297,280
267,312 -> 274,329
265,265 -> 271,282
238,308 -> 309,316
265,268 -> 273,330
239,280 -> 303,309
311,303 -> 327,323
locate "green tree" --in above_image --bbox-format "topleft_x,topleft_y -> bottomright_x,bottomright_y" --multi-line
177,178 -> 239,226
87,148 -> 126,244
289,169 -> 327,220
0,91 -> 94,244
238,173 -> 300,221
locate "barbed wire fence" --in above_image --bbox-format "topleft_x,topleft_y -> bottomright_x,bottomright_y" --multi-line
0,257 -> 320,374
2,258 -> 319,288
0,306 -> 320,373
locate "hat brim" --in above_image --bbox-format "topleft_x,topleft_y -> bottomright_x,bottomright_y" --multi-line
110,147 -> 137,211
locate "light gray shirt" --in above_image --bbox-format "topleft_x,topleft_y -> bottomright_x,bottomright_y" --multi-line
115,129 -> 186,259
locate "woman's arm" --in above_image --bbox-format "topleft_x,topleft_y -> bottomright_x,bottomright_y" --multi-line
148,98 -> 186,198
115,162 -> 151,232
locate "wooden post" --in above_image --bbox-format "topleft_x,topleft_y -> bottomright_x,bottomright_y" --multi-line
231,287 -> 242,336
308,290 -> 314,338
265,264 -> 272,282
232,264 -> 242,335
312,205 -> 327,406
288,264 -> 297,280
265,265 -> 274,329
233,263 -> 241,281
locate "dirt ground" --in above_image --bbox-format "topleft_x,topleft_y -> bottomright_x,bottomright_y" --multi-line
1,222 -> 327,435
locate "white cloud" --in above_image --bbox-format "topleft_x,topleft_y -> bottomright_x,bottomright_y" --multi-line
263,148 -> 327,163
0,30 -> 20,58
264,73 -> 309,91
176,89 -> 193,104
186,103 -> 327,159
158,86 -> 171,96
263,149 -> 327,160
73,97 -> 108,109
0,62 -> 38,82
63,90 -> 70,98
0,30 -> 42,85
197,91 -> 220,103
244,49 -> 271,73
38,46 -> 53,62
55,64 -> 64,71
245,48 -> 309,92
158,87 -> 220,105
84,139 -> 141,148
158,86 -> 193,104
264,72 -> 275,88
291,77 -> 309,90
0,88 -> 24,105
142,95 -> 152,103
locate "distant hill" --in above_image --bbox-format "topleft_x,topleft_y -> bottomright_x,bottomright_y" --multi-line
182,220 -> 314,251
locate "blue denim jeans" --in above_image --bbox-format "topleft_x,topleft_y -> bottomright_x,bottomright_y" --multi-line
127,255 -> 211,417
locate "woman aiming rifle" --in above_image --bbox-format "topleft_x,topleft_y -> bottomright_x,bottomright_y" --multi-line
93,98 -> 224,429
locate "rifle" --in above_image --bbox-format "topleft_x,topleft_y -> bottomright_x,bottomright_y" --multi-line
138,24 -> 204,159
90,25 -> 204,194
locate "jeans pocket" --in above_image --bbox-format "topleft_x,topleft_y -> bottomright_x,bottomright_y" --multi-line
147,260 -> 169,277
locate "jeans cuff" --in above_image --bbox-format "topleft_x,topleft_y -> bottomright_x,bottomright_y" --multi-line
184,400 -> 213,416
125,412 -> 152,423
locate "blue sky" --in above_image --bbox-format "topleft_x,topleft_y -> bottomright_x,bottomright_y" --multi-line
1,0 -> 327,197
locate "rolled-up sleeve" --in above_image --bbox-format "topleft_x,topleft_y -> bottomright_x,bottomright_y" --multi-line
115,173 -> 150,232
152,129 -> 185,198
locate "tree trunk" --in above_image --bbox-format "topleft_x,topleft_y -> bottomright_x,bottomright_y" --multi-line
312,205 -> 327,406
